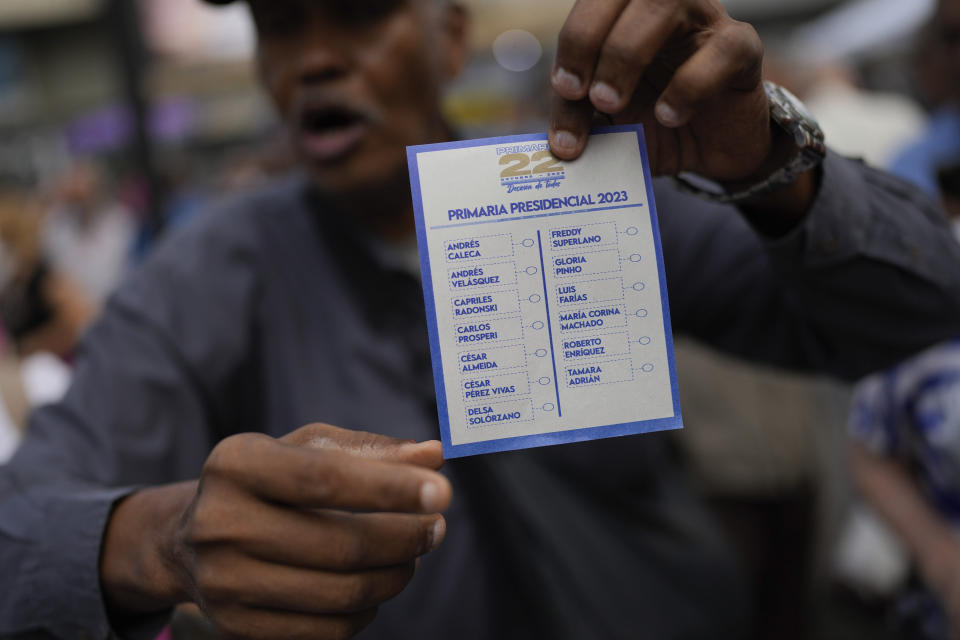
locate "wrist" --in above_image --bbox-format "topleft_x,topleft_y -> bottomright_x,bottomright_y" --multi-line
737,164 -> 820,237
733,115 -> 823,235
723,119 -> 799,192
674,81 -> 825,228
101,482 -> 197,618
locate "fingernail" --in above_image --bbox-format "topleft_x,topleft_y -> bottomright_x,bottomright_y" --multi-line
552,130 -> 578,153
553,67 -> 582,95
420,480 -> 442,512
590,81 -> 620,110
429,518 -> 446,550
655,101 -> 684,128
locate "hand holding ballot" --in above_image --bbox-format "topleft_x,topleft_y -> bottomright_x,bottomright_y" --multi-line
548,0 -> 772,181
101,425 -> 450,640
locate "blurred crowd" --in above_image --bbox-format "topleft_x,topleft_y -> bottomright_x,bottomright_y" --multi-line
0,0 -> 960,639
0,140 -> 297,463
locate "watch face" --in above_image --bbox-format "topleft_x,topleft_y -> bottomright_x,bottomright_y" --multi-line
773,84 -> 820,128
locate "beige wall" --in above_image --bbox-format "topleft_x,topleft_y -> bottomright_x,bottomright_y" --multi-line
0,0 -> 102,29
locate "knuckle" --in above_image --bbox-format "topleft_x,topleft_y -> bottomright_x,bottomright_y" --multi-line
202,445 -> 227,478
597,41 -> 634,72
354,431 -> 396,453
185,503 -> 216,546
330,530 -> 367,569
288,423 -> 353,455
185,515 -> 214,548
186,496 -> 237,546
194,562 -> 238,603
192,561 -> 216,591
650,0 -> 682,19
415,517 -> 438,554
693,0 -> 728,23
205,434 -> 258,477
740,22 -> 763,56
303,421 -> 334,434
557,21 -> 598,59
719,20 -> 762,63
652,0 -> 680,9
550,95 -> 591,129
298,422 -> 335,443
339,575 -> 375,611
666,75 -> 698,105
298,457 -> 337,502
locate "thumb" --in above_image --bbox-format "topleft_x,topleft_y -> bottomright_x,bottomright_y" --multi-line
281,423 -> 445,470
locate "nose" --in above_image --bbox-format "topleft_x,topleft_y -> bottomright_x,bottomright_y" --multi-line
294,19 -> 352,86
295,49 -> 348,86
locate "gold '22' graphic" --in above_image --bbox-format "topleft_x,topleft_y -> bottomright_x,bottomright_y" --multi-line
499,150 -> 564,179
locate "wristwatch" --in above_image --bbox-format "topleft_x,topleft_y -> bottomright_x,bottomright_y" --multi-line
673,81 -> 827,204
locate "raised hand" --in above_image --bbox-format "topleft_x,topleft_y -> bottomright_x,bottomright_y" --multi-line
548,0 -> 770,182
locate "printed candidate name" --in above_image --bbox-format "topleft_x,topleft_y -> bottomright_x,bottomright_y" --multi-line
551,227 -> 603,249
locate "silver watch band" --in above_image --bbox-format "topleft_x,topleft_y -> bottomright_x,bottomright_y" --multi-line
672,81 -> 826,204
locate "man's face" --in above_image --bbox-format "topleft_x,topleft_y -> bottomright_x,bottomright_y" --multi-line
249,0 -> 467,196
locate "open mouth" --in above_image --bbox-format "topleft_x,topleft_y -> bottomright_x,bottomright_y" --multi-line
295,106 -> 368,163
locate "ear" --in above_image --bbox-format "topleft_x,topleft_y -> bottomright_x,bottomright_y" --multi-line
440,3 -> 470,81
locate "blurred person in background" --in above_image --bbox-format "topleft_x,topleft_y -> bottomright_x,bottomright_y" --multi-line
770,0 -> 934,170
890,0 -> 960,197
837,5 -> 960,638
0,189 -> 82,464
846,165 -> 960,640
0,189 -> 93,359
1,1 -> 960,639
43,161 -> 135,305
795,63 -> 926,169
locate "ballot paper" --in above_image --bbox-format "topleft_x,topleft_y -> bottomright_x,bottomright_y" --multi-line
407,125 -> 682,458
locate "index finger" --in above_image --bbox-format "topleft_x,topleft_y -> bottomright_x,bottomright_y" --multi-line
548,93 -> 595,160
552,0 -> 629,100
208,435 -> 452,514
282,423 -> 445,470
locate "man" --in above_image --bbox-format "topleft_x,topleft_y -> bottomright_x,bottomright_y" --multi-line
2,1 -> 960,638
890,0 -> 960,198
845,174 -> 960,640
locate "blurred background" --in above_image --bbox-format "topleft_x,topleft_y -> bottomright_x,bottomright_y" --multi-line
0,1 -> 954,639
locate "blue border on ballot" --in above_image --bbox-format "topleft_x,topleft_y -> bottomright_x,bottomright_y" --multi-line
407,125 -> 683,459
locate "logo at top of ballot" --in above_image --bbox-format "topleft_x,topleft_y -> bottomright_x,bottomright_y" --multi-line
496,143 -> 566,194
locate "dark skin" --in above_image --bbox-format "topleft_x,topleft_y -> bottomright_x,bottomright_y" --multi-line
103,425 -> 453,639
251,0 -> 470,239
547,0 -> 816,233
101,1 -> 819,638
